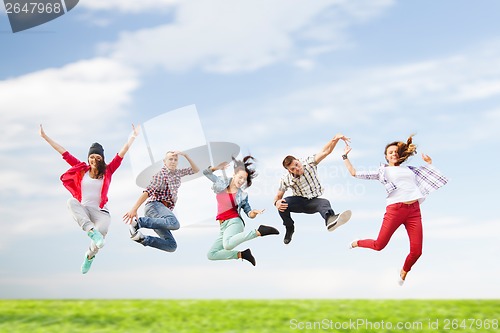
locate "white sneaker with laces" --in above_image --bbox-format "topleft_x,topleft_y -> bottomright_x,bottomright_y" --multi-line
131,230 -> 145,243
327,210 -> 352,232
129,218 -> 140,236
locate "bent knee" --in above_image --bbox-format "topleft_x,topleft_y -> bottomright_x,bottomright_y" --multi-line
222,243 -> 235,251
67,197 -> 80,207
371,241 -> 387,251
410,249 -> 422,258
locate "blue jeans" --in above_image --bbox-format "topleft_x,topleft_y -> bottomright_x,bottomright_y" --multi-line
138,201 -> 180,252
278,196 -> 334,227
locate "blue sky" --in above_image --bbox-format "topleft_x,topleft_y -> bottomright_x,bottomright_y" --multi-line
1,0 -> 499,299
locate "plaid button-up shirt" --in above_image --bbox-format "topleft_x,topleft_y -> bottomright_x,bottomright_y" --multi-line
145,167 -> 194,210
278,155 -> 323,199
355,163 -> 448,201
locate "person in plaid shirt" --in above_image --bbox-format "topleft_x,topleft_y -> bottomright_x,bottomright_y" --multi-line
273,133 -> 352,245
123,151 -> 199,252
343,135 -> 448,285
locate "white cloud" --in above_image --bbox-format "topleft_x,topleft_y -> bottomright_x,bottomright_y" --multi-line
79,0 -> 179,13
425,217 -> 500,240
0,57 -> 139,150
199,39 -> 500,154
101,0 -> 394,73
282,52 -> 500,120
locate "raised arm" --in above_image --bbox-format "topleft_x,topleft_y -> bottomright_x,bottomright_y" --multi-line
342,145 -> 357,177
203,162 -> 230,193
39,124 -> 67,155
118,124 -> 140,158
176,151 -> 200,173
315,133 -> 350,164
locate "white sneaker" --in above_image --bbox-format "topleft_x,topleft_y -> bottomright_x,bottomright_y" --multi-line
398,270 -> 407,286
327,210 -> 352,232
131,230 -> 145,243
129,218 -> 140,236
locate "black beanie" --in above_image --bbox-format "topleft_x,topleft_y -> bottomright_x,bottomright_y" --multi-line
88,142 -> 104,158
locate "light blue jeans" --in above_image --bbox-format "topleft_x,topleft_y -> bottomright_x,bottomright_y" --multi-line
138,201 -> 180,252
207,217 -> 258,261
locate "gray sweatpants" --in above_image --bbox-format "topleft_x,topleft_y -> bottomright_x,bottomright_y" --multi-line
67,198 -> 111,258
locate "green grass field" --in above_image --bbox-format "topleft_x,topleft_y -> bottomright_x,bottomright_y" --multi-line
1,300 -> 499,333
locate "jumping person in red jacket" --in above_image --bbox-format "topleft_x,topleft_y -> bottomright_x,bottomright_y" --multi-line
40,124 -> 139,274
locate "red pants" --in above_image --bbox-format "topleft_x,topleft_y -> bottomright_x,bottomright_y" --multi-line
357,201 -> 422,272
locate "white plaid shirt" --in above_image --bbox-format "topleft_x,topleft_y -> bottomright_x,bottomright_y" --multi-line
278,155 -> 323,199
355,163 -> 448,199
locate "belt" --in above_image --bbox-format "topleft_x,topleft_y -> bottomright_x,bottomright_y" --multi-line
403,200 -> 418,205
161,200 -> 174,208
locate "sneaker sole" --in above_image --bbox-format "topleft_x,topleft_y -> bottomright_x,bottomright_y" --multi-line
328,210 -> 352,232
326,215 -> 340,229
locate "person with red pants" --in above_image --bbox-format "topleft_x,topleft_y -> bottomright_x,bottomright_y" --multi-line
342,135 -> 448,285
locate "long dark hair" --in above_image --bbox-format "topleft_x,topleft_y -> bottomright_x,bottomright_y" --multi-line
384,134 -> 417,166
232,155 -> 257,188
95,158 -> 107,179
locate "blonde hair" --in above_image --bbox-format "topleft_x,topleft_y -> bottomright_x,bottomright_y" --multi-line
384,134 -> 417,166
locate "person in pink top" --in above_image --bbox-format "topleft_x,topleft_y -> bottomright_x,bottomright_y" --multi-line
203,156 -> 279,266
39,124 -> 139,274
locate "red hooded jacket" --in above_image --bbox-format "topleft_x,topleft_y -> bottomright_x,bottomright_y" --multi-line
60,151 -> 123,209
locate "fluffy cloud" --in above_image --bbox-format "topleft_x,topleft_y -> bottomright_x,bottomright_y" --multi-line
0,57 -> 139,151
101,0 -> 394,73
200,40 -> 500,149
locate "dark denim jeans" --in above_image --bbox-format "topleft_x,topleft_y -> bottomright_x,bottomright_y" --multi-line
278,196 -> 334,227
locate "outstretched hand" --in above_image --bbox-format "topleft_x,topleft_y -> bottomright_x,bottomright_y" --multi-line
39,124 -> 47,138
422,153 -> 432,164
131,124 -> 140,138
344,144 -> 352,155
334,133 -> 351,144
123,210 -> 138,224
249,209 -> 265,219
